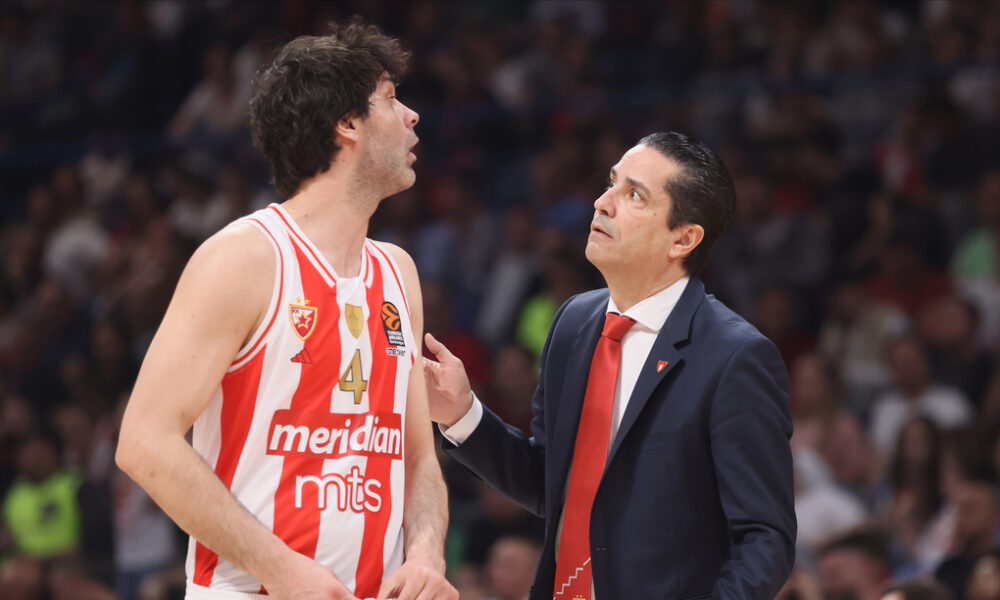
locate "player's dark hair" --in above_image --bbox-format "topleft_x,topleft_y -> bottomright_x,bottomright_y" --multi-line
249,19 -> 410,198
637,131 -> 736,275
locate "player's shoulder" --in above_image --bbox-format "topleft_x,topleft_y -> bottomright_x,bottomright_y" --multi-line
181,220 -> 276,297
369,239 -> 415,271
196,221 -> 273,268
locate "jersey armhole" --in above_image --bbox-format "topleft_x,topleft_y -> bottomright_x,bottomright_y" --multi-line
368,240 -> 418,362
368,240 -> 411,318
230,218 -> 284,372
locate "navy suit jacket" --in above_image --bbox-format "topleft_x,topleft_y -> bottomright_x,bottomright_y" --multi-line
446,278 -> 796,599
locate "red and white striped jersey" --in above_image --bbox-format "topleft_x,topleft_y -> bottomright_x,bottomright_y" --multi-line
185,204 -> 415,599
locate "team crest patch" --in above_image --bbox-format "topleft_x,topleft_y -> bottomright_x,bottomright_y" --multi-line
289,298 -> 317,340
380,301 -> 405,347
345,304 -> 364,339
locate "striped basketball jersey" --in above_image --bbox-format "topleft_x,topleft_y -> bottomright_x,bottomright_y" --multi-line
185,204 -> 415,599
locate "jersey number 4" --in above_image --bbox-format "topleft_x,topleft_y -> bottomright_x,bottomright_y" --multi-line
339,350 -> 368,405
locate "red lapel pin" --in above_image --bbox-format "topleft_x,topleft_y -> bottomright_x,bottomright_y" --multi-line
657,360 -> 668,372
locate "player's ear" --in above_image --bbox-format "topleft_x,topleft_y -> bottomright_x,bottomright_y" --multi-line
334,112 -> 362,147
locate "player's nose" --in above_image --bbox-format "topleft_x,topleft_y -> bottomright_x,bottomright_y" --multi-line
402,102 -> 419,128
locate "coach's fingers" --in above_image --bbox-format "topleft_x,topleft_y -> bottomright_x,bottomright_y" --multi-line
423,333 -> 459,365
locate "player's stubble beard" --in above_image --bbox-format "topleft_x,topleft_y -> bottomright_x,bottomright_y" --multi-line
354,129 -> 415,215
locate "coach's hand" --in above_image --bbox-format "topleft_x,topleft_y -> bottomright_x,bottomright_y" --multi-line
377,556 -> 457,600
263,552 -> 359,600
422,333 -> 474,428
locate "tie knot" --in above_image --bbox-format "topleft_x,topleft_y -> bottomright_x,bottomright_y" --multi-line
602,313 -> 635,341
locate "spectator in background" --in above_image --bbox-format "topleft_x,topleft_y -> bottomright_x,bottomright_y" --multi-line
475,208 -> 541,350
1,221 -> 46,306
935,477 -> 1000,600
0,6 -> 60,106
167,42 -> 249,140
885,417 -> 951,576
774,568 -> 824,600
882,579 -> 955,600
870,335 -> 973,456
966,555 -> 1000,600
819,279 -> 909,408
164,163 -> 219,242
752,286 -> 815,372
460,482 -> 543,570
865,241 -> 951,319
710,170 -> 829,320
483,535 -> 542,600
822,412 -> 888,511
819,529 -> 893,600
952,170 -> 1000,347
480,343 -> 537,435
790,353 -> 845,453
42,166 -> 110,299
449,563 -> 488,600
794,447 -> 868,551
423,281 -> 490,392
112,460 -> 179,600
919,295 -> 995,410
0,395 -> 36,498
2,433 -> 80,560
0,431 -> 114,599
515,245 -> 589,358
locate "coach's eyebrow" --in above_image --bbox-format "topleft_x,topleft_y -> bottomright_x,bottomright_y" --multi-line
625,176 -> 651,197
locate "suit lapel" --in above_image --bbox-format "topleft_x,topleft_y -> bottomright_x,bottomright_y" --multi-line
607,278 -> 705,462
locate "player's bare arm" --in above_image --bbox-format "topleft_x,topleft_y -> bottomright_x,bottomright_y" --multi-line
376,243 -> 457,600
116,224 -> 357,600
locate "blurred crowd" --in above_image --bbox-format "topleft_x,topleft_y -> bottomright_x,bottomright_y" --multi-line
2,1 -> 1000,599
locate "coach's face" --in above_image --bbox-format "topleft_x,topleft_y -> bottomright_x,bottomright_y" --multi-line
586,145 -> 693,280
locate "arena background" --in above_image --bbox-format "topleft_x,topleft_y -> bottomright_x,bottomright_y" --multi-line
2,1 -> 1000,599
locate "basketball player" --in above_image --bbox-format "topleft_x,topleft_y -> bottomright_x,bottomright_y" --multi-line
116,22 -> 457,600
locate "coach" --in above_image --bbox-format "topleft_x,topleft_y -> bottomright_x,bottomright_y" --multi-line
424,131 -> 796,600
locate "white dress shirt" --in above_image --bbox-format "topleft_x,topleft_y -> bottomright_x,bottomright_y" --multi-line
441,275 -> 690,450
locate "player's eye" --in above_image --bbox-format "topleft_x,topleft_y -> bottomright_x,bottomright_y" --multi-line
629,189 -> 642,201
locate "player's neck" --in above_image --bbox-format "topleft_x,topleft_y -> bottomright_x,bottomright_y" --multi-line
282,174 -> 376,278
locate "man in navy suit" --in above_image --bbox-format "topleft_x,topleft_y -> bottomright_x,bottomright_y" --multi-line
424,131 -> 796,599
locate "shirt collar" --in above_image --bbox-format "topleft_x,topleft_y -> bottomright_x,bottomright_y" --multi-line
607,276 -> 690,333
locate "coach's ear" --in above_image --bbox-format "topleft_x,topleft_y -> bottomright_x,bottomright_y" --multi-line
334,112 -> 362,148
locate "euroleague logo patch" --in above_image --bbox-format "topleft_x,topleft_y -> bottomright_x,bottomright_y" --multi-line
380,301 -> 405,347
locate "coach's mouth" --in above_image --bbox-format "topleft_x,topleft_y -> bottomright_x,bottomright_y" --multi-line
590,222 -> 613,239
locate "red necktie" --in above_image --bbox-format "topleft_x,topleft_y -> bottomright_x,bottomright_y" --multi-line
553,312 -> 635,600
